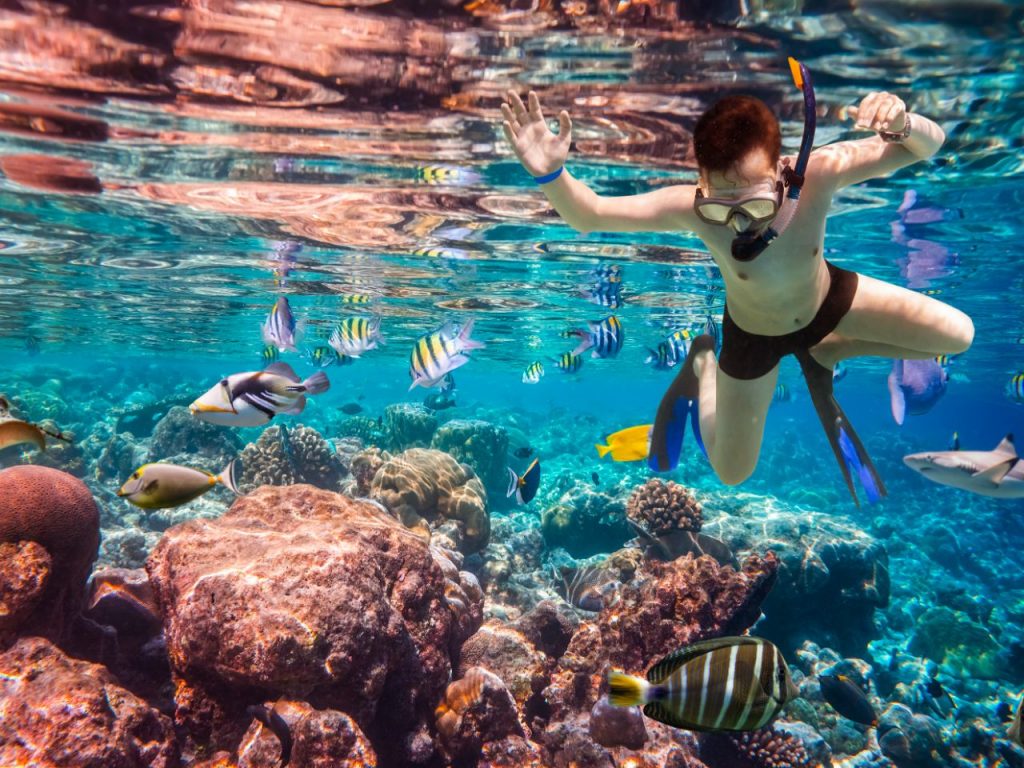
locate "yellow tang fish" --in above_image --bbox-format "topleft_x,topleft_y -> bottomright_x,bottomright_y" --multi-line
595,424 -> 652,462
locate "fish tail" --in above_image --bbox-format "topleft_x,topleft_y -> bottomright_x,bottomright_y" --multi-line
506,466 -> 520,498
218,460 -> 242,496
595,443 -> 611,458
607,671 -> 651,708
299,371 -> 330,395
458,319 -> 485,350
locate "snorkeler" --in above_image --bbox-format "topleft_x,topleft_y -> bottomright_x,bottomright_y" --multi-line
500,60 -> 974,504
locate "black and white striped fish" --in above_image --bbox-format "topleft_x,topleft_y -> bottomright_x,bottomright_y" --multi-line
409,320 -> 485,390
607,636 -> 799,732
189,362 -> 330,427
568,315 -> 623,359
261,296 -> 299,352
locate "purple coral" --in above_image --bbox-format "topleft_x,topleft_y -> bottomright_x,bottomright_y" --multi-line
626,478 -> 703,535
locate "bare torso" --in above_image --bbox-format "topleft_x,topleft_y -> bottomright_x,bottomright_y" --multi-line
689,155 -> 836,336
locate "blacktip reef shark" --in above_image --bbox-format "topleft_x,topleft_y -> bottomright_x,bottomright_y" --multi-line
903,433 -> 1024,498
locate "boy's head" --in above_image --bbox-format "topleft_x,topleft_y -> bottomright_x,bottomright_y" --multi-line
694,95 -> 781,189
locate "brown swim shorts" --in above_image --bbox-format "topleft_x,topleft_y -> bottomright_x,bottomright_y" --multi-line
717,261 -> 859,380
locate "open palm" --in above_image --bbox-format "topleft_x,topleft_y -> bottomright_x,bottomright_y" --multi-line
501,90 -> 573,178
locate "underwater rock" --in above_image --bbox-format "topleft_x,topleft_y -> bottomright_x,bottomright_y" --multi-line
541,485 -> 632,558
146,484 -> 481,765
99,525 -> 161,570
236,699 -> 377,768
703,492 -> 888,657
238,424 -> 346,492
335,414 -> 384,446
371,447 -> 489,554
907,606 -> 1006,679
349,445 -> 391,496
149,405 -> 241,465
458,620 -> 551,707
588,697 -> 648,749
15,423 -> 87,477
431,419 -> 510,508
0,465 -> 99,648
626,478 -> 703,534
0,540 -> 51,641
435,667 -> 526,767
877,703 -> 950,767
95,430 -> 149,483
478,734 -> 547,768
384,402 -> 438,451
0,636 -> 178,767
700,722 -> 830,768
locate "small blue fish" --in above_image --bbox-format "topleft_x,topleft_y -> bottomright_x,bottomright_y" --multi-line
568,316 -> 623,359
582,282 -> 623,309
506,458 -> 540,505
773,383 -> 793,403
261,296 -> 299,352
307,346 -> 352,368
645,341 -> 682,371
591,264 -> 623,284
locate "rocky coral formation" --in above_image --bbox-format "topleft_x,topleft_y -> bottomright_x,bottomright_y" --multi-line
701,724 -> 832,768
371,447 -> 489,553
907,606 -> 1006,679
702,492 -> 889,656
146,484 -> 482,765
877,703 -> 951,767
435,667 -> 527,767
541,486 -> 632,558
384,403 -> 438,451
348,445 -> 391,496
236,700 -> 377,768
626,478 -> 703,535
237,424 -> 347,492
0,465 -> 99,648
335,414 -> 384,445
432,419 -> 510,507
150,405 -> 240,465
0,636 -> 178,767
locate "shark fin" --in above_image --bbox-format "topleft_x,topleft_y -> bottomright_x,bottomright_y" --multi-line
972,457 -> 1016,485
993,433 -> 1017,458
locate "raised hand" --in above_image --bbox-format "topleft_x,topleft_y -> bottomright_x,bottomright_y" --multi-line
847,91 -> 907,134
500,90 -> 572,178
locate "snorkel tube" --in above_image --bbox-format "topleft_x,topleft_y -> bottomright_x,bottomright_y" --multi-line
732,57 -> 817,262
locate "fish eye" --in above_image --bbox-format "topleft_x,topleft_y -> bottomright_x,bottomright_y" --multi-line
132,471 -> 140,479
220,379 -> 229,387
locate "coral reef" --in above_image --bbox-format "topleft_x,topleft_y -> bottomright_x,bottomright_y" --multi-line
907,606 -> 1006,679
877,703 -> 951,767
0,636 -> 178,767
435,667 -> 528,767
237,424 -> 346,492
335,414 -> 384,445
702,492 -> 889,656
700,724 -> 831,768
588,697 -> 648,749
432,419 -> 510,507
384,403 -> 439,451
626,479 -> 703,535
371,447 -> 489,554
149,405 -> 240,465
542,486 -> 632,558
146,484 -> 482,765
0,465 -> 99,648
236,700 -> 377,768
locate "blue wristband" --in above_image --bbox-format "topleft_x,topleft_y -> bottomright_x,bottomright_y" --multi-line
533,167 -> 564,185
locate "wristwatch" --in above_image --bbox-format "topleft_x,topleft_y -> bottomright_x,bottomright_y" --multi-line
879,114 -> 912,143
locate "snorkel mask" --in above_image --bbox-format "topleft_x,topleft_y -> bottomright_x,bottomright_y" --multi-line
730,58 -> 817,262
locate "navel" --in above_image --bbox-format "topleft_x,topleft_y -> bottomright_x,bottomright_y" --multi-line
737,272 -> 748,281
812,247 -> 819,256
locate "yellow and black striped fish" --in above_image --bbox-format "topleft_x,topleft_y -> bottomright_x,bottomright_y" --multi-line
409,320 -> 485,390
607,636 -> 799,732
934,354 -> 955,367
328,316 -> 383,358
554,352 -> 583,373
339,294 -> 373,304
260,345 -> 280,365
523,361 -> 545,384
418,165 -> 481,186
1008,372 -> 1024,404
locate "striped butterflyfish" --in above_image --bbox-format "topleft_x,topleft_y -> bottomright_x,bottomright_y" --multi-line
328,316 -> 384,359
261,296 -> 299,352
409,320 -> 485,390
607,636 -> 799,732
554,352 -> 583,373
523,361 -> 545,384
568,315 -> 623,359
506,458 -> 540,505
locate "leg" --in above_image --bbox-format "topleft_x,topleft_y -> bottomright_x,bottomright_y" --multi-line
810,334 -> 945,369
829,272 -> 974,355
693,347 -> 779,486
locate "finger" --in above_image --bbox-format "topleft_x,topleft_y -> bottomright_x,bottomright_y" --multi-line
527,90 -> 544,121
502,120 -> 519,143
880,100 -> 903,131
856,94 -> 883,130
557,110 -> 572,140
508,90 -> 528,118
500,103 -> 521,132
845,106 -> 859,121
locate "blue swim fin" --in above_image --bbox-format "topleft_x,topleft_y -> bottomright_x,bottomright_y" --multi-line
648,335 -> 716,472
837,421 -> 883,505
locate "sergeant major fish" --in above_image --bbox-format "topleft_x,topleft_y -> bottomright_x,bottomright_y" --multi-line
328,316 -> 384,359
409,320 -> 485,390
523,362 -> 545,384
118,461 -> 240,509
190,362 -> 330,427
567,315 -> 623,359
554,352 -> 583,373
607,636 -> 799,732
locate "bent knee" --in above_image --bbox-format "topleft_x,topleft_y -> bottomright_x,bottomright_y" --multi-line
947,313 -> 974,354
711,456 -> 757,486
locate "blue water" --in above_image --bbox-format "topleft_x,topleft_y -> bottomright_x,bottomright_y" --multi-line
1,2 -> 1024,766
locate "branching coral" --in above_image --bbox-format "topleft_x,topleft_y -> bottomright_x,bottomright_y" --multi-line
626,478 -> 703,535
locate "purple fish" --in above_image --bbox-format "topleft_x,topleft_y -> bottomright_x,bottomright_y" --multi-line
888,359 -> 948,425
